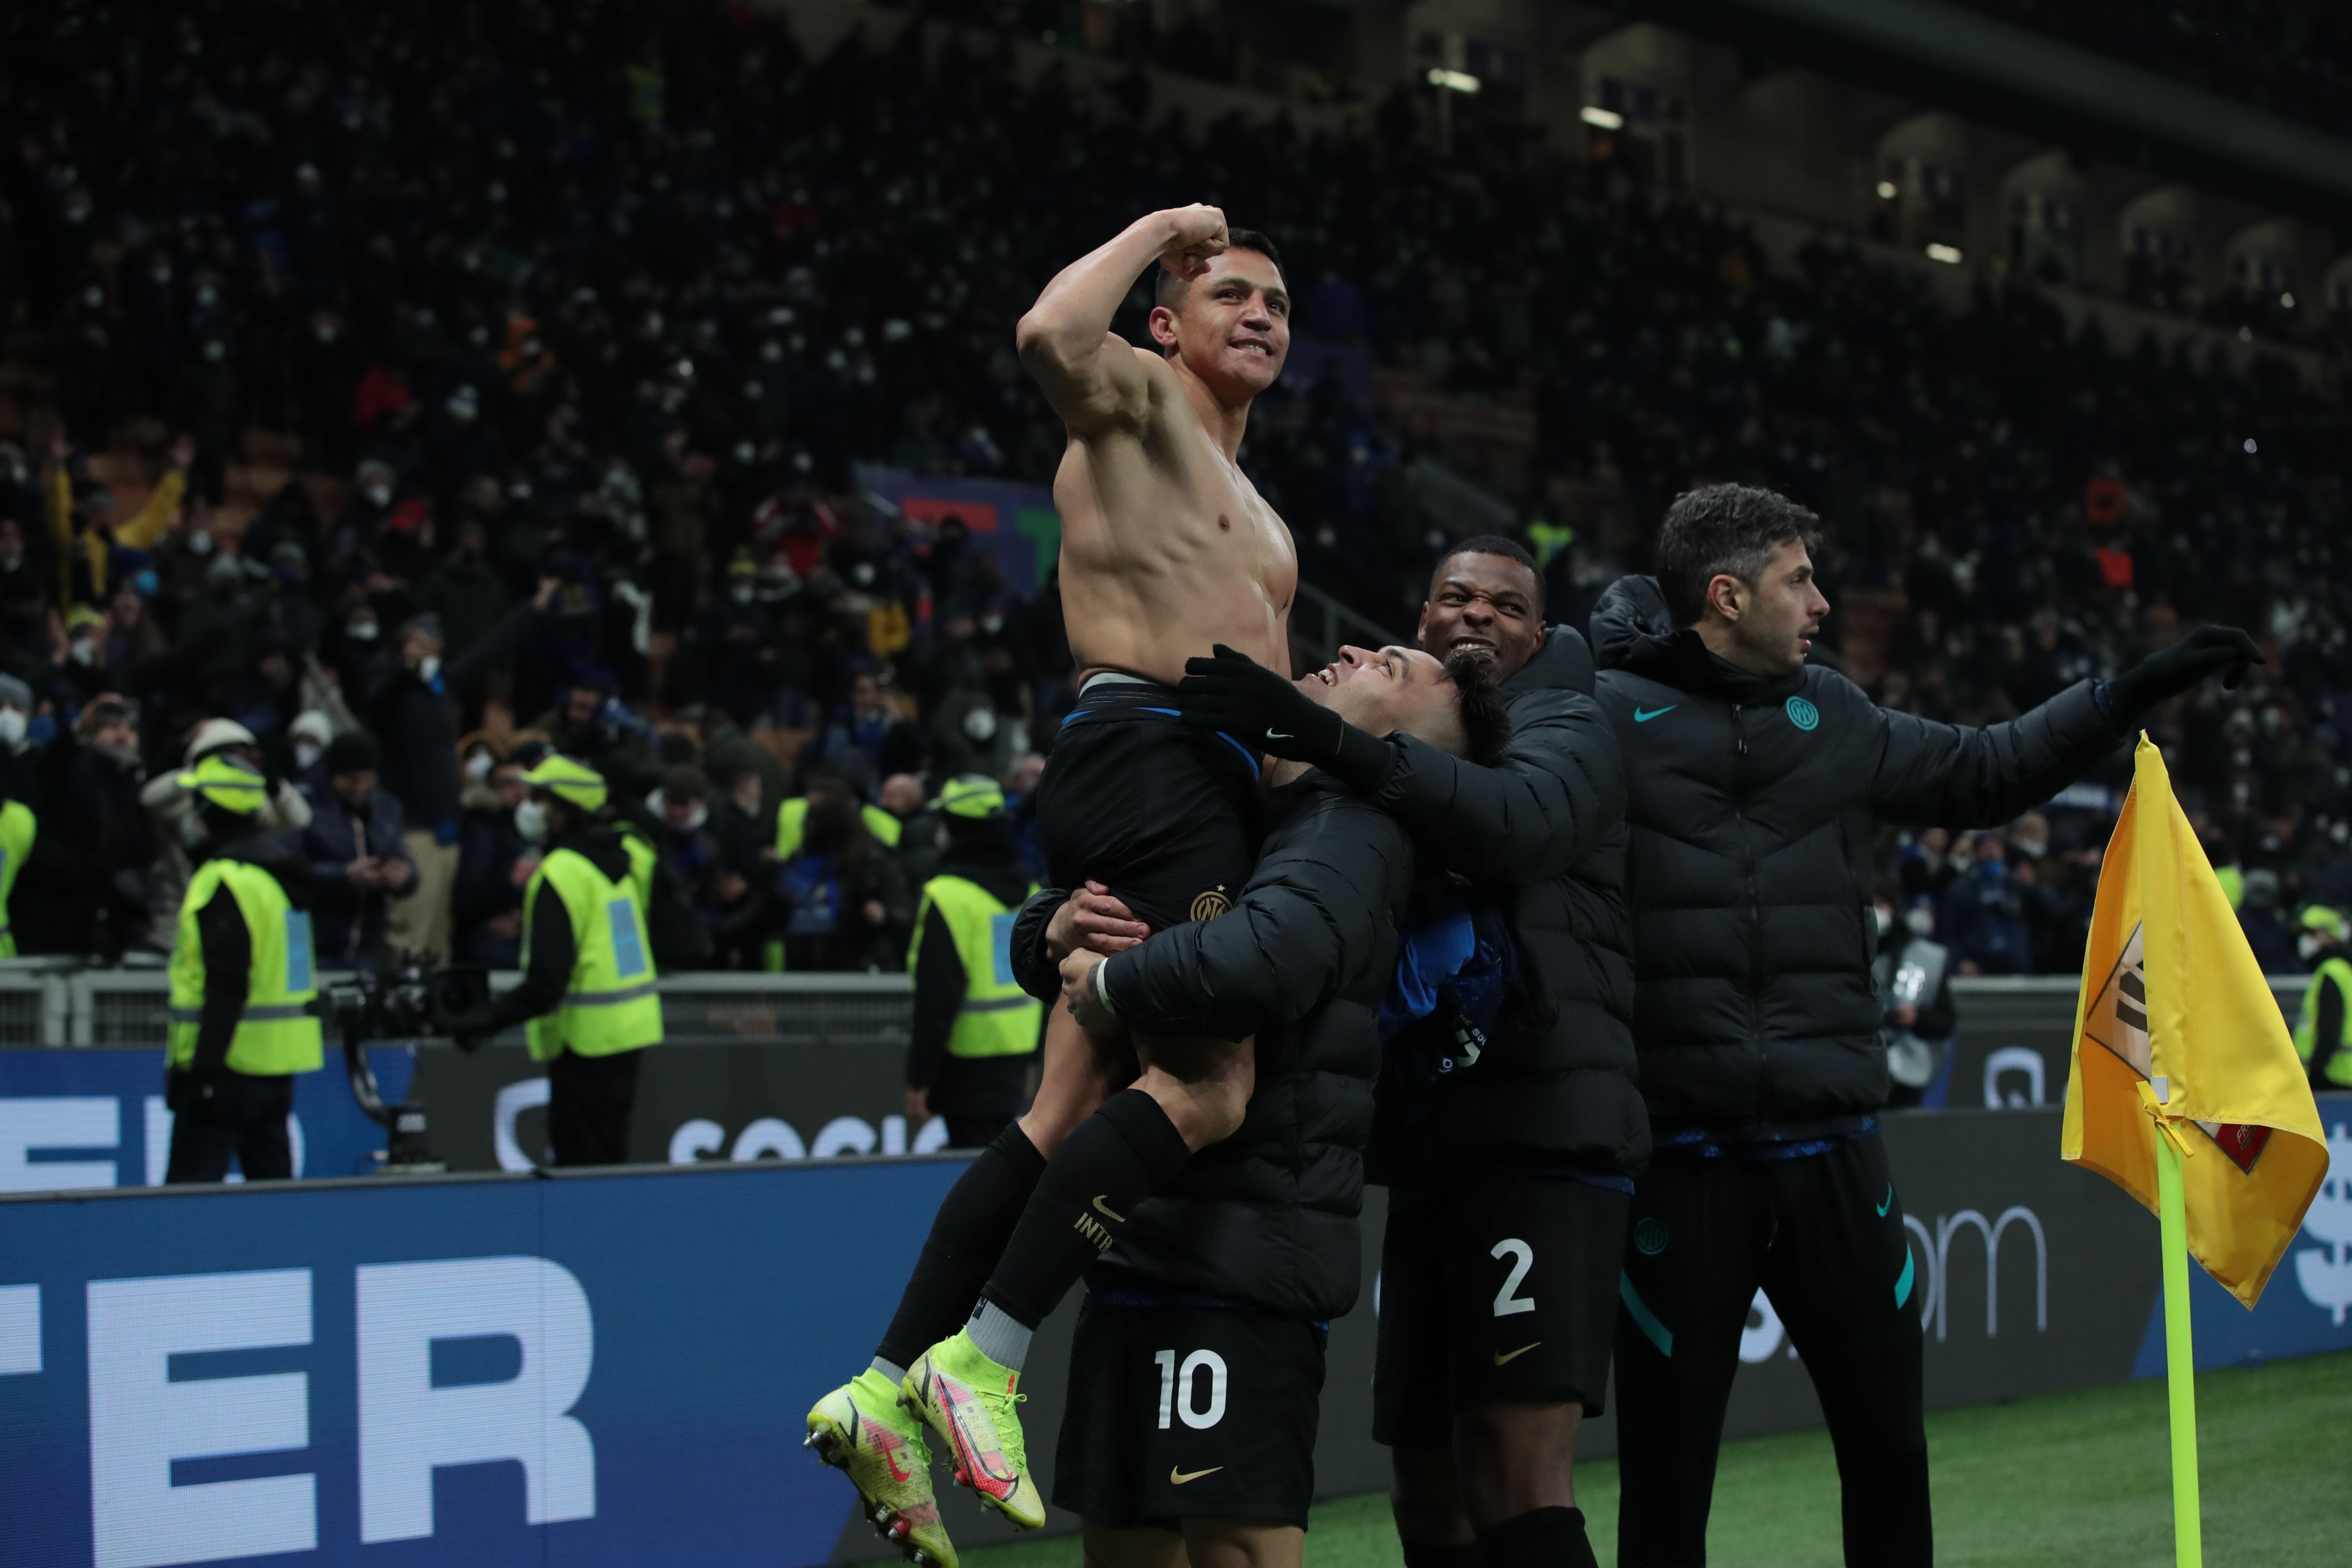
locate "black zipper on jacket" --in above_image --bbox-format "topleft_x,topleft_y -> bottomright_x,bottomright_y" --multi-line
1731,703 -> 1767,1113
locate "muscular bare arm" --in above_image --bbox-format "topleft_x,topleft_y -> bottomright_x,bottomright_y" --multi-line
1015,204 -> 1229,438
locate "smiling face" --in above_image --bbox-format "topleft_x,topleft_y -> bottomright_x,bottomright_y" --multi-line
1418,551 -> 1545,680
1150,247 -> 1290,401
1300,644 -> 1464,753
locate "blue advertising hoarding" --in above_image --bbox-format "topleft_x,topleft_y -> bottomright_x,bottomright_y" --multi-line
0,1159 -> 974,1568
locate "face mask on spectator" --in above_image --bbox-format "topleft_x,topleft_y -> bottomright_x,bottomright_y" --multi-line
294,739 -> 323,772
515,799 -> 548,843
188,528 -> 214,556
962,707 -> 997,742
2301,934 -> 2326,963
980,613 -> 1004,636
416,655 -> 441,683
69,637 -> 97,667
730,583 -> 754,603
347,619 -> 378,642
363,481 -> 392,508
466,750 -> 494,781
133,569 -> 158,597
202,339 -> 226,362
0,709 -> 24,746
1905,908 -> 1936,938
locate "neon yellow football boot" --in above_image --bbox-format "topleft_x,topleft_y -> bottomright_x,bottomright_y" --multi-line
900,1330 -> 1044,1530
806,1369 -> 958,1567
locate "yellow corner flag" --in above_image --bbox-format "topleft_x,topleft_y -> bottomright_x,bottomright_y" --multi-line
2063,736 -> 2327,1567
2063,735 -> 2328,1303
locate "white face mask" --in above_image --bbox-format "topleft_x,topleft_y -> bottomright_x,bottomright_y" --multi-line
293,740 -> 323,771
416,655 -> 441,683
363,483 -> 392,508
0,708 -> 24,746
466,750 -> 494,781
514,799 -> 548,843
69,638 -> 97,667
730,583 -> 754,603
1905,908 -> 1936,939
961,707 -> 998,742
347,621 -> 378,642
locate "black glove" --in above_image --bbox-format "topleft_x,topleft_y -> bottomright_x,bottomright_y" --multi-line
1176,644 -> 1396,793
2106,626 -> 2263,719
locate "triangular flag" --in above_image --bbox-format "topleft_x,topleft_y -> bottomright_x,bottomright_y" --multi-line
2061,735 -> 2327,1306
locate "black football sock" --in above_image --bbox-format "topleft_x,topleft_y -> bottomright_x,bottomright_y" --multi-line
1478,1507 -> 1598,1568
977,1088 -> 1190,1333
873,1122 -> 1048,1371
1402,1543 -> 1486,1568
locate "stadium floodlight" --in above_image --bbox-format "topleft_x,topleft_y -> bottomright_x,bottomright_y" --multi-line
1580,105 -> 1624,129
1876,180 -> 1899,199
1925,243 -> 1963,265
1428,68 -> 1481,94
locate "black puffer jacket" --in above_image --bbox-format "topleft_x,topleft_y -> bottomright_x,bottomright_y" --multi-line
1012,774 -> 1410,1319
1590,576 -> 2127,1133
1359,627 -> 1645,1175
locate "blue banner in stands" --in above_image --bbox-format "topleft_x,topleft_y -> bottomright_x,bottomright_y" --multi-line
856,466 -> 1061,594
0,1157 -> 972,1568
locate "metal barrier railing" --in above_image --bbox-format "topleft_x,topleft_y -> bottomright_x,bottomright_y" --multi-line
20,963 -> 914,1049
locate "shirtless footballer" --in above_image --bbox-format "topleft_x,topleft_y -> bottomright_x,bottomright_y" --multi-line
807,207 -> 1299,1565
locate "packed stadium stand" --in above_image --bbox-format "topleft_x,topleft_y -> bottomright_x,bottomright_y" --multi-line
0,0 -> 2346,978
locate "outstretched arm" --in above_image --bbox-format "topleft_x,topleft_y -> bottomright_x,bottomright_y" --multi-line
1015,205 -> 1228,438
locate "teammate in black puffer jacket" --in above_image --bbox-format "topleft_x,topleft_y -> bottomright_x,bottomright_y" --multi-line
1590,573 -> 2126,1135
1009,772 -> 1410,1319
1587,484 -> 2259,1568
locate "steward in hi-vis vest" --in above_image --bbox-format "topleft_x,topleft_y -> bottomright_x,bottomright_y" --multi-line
0,788 -> 33,959
473,752 -> 664,1166
164,754 -> 322,1183
2293,905 -> 2351,1090
904,777 -> 1040,1148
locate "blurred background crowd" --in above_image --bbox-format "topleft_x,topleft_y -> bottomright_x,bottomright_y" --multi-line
0,0 -> 2345,978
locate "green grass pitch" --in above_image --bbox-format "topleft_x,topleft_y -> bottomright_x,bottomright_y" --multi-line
963,1350 -> 2352,1567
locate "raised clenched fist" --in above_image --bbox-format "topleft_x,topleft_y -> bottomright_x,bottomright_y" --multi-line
1157,204 -> 1229,281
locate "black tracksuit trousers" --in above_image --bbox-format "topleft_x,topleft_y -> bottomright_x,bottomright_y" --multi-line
1614,1130 -> 1929,1567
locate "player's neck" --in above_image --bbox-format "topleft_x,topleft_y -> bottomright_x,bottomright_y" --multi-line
1173,359 -> 1254,460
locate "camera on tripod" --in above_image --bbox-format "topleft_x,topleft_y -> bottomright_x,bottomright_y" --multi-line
320,953 -> 495,1172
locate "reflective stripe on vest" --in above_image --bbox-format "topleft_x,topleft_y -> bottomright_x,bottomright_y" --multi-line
522,848 -> 665,1063
2293,957 -> 2352,1088
165,857 -> 324,1076
910,874 -> 1041,1059
0,799 -> 32,961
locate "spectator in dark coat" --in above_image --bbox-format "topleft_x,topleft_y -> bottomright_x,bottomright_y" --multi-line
301,731 -> 418,965
773,780 -> 914,971
362,578 -> 553,961
452,756 -> 532,968
1939,833 -> 2036,976
22,695 -> 154,958
799,669 -> 930,785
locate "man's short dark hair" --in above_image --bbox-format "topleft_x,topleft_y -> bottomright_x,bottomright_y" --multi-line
1156,228 -> 1284,311
1654,485 -> 1823,627
326,730 -> 381,776
1443,650 -> 1512,768
1436,535 -> 1546,613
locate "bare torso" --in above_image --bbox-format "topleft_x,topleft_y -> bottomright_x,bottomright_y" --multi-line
1054,344 -> 1296,685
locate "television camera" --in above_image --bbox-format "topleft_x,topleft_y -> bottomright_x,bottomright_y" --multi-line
318,955 -> 494,1172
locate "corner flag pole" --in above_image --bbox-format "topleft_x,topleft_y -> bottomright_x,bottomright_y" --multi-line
2151,1078 -> 2203,1568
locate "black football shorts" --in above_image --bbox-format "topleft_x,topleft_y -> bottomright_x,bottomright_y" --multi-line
1036,675 -> 1262,934
1374,1166 -> 1631,1441
1054,1291 -> 1326,1529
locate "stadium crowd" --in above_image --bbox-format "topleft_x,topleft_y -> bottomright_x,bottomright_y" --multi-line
0,0 -> 2346,978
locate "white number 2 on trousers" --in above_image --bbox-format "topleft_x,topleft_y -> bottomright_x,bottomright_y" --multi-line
1491,1238 -> 1537,1317
1153,1348 -> 1229,1429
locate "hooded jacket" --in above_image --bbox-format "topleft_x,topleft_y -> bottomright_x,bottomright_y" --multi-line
1012,773 -> 1410,1319
1356,626 -> 1645,1175
1589,576 -> 2127,1134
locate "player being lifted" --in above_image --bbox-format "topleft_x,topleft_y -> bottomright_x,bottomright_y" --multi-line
808,205 -> 1297,1563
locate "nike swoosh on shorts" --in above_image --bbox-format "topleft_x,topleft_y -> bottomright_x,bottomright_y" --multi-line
1494,1342 -> 1541,1365
1170,1466 -> 1224,1484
